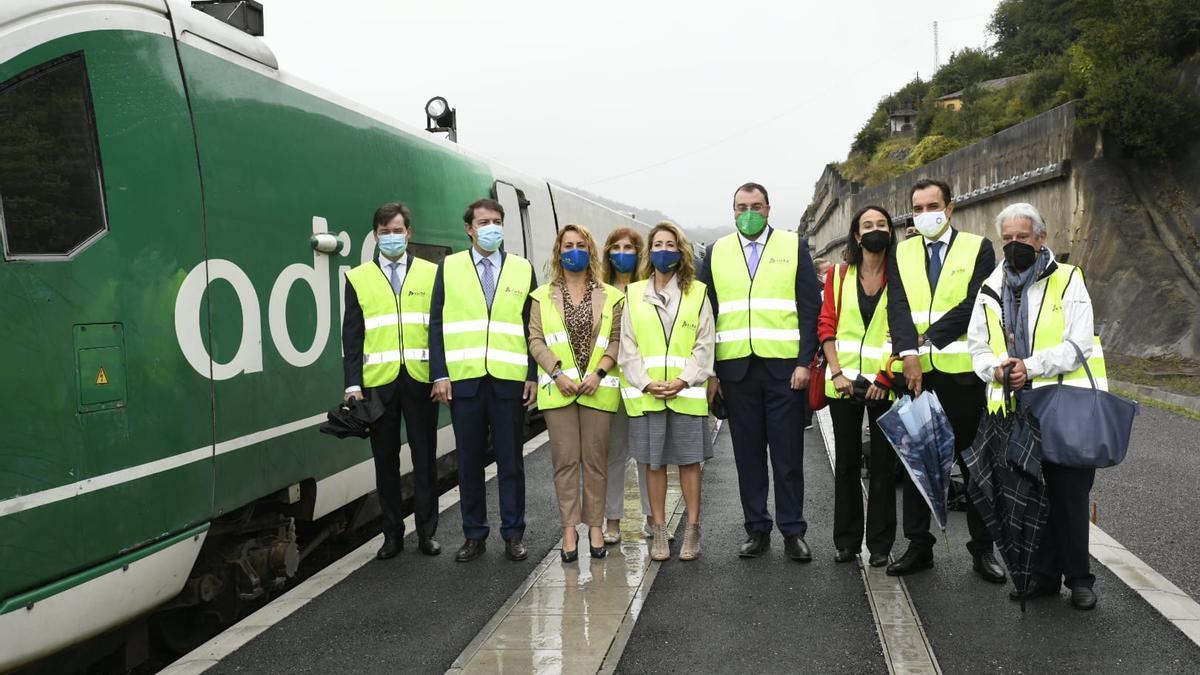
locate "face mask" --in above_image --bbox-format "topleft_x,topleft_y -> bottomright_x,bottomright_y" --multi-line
609,251 -> 637,273
559,249 -> 590,273
475,224 -> 504,252
1004,240 -> 1038,272
736,210 -> 767,237
377,232 -> 407,258
650,249 -> 682,273
913,211 -> 948,238
859,230 -> 890,253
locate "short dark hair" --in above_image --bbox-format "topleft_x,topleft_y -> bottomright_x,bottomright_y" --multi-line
733,182 -> 770,206
910,179 -> 952,206
373,202 -> 412,230
463,198 -> 505,225
845,205 -> 895,266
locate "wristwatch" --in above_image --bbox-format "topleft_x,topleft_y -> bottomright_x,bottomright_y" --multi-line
595,367 -> 608,379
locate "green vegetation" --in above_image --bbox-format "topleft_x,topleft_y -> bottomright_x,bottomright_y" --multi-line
1108,353 -> 1200,399
841,0 -> 1200,186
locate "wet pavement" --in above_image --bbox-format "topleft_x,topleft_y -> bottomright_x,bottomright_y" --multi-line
176,405 -> 1200,673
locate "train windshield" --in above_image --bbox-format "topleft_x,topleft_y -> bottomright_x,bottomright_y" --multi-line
0,53 -> 107,260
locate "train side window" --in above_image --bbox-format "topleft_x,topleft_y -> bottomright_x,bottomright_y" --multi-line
0,53 -> 108,261
408,242 -> 452,264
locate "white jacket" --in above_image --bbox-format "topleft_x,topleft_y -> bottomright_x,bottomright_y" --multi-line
967,247 -> 1095,385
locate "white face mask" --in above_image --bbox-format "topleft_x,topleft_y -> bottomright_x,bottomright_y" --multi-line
913,210 -> 949,238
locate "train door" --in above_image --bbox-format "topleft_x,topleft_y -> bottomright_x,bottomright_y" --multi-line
0,4 -> 211,610
493,181 -> 531,258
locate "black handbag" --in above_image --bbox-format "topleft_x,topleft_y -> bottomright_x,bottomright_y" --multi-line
1020,340 -> 1138,468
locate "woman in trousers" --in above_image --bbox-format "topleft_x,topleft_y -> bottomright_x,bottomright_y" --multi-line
528,223 -> 624,562
818,205 -> 898,567
600,227 -> 656,544
618,221 -> 715,562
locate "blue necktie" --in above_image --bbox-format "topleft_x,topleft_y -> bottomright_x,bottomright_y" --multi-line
928,241 -> 945,288
388,262 -> 402,294
747,242 -> 761,277
480,257 -> 496,308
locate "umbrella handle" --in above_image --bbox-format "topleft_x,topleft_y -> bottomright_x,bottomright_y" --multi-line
1002,363 -> 1016,409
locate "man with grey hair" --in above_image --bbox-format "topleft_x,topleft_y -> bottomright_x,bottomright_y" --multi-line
967,201 -> 1104,610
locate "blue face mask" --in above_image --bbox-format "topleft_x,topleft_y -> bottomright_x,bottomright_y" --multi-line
559,248 -> 590,273
608,251 -> 637,273
475,224 -> 504,252
650,249 -> 682,273
377,232 -> 407,258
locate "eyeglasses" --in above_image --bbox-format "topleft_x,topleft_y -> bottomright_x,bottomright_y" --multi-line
734,204 -> 766,213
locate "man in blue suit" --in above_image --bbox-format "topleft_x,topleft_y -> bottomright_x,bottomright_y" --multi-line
430,198 -> 538,563
698,183 -> 820,561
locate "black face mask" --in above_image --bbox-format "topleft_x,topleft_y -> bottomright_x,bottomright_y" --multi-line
859,230 -> 891,253
1004,240 -> 1038,271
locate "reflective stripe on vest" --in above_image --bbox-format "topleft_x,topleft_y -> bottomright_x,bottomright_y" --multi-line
895,231 -> 983,373
441,250 -> 533,382
620,279 -> 709,417
346,258 -> 437,385
531,283 -> 623,413
981,264 -> 1108,413
710,230 -> 801,361
824,265 -> 894,400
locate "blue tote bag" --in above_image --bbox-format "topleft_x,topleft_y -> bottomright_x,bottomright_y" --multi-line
1020,340 -> 1138,468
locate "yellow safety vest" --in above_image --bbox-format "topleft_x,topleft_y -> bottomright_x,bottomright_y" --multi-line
710,230 -> 801,361
895,231 -> 983,373
824,265 -> 894,400
620,279 -> 710,418
440,250 -> 533,382
531,283 -> 623,413
981,263 -> 1108,413
345,257 -> 437,385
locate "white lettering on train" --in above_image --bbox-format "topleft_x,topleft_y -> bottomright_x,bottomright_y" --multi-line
174,216 -> 370,380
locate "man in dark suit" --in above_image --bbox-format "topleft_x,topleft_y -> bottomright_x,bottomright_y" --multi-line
342,202 -> 441,560
885,178 -> 1006,583
430,198 -> 538,563
698,182 -> 821,561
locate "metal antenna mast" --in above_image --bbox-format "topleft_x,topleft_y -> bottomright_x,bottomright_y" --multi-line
933,21 -> 940,71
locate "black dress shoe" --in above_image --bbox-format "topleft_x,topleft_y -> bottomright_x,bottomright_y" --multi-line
1070,585 -> 1097,610
376,536 -> 403,560
1009,577 -> 1060,601
886,547 -> 934,576
418,537 -> 441,556
868,553 -> 889,567
561,546 -> 578,563
455,539 -> 486,563
738,532 -> 770,558
973,552 -> 1007,584
505,538 -> 528,561
784,535 -> 813,562
834,548 -> 858,563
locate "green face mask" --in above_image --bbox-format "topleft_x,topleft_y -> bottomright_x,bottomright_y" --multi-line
736,210 -> 766,237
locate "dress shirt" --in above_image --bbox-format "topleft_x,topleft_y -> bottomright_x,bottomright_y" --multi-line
968,248 -> 1094,384
738,227 -> 770,276
898,224 -> 956,358
618,274 -> 715,392
471,246 -> 503,280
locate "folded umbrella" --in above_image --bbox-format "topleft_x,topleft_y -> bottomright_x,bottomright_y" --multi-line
961,367 -> 1051,611
319,395 -> 385,439
877,392 -> 956,536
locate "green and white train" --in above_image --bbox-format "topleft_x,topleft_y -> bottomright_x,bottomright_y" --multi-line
0,2 -> 648,670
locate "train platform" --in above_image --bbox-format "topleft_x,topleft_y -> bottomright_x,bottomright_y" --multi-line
163,408 -> 1200,674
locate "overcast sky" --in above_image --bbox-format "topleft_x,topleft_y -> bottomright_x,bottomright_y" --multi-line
262,0 -> 998,236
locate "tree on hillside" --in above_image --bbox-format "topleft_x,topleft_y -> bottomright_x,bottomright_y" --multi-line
930,48 -> 1006,97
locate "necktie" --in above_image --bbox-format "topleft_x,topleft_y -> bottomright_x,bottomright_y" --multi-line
747,242 -> 761,277
388,262 -> 402,294
928,241 -> 945,288
480,257 -> 496,308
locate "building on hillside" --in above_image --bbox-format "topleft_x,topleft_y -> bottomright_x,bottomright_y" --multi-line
888,107 -> 919,135
935,74 -> 1030,110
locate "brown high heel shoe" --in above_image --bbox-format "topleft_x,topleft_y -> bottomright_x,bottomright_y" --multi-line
679,523 -> 701,561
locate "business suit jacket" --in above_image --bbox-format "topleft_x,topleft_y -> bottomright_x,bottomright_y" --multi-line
527,280 -> 622,377
428,249 -> 538,399
697,228 -> 821,382
886,227 -> 996,385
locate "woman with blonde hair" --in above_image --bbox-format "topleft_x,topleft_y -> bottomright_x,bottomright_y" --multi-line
618,221 -> 715,561
528,223 -> 623,562
599,227 -> 657,544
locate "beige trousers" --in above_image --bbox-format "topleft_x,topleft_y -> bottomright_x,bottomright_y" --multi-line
543,403 -> 613,528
